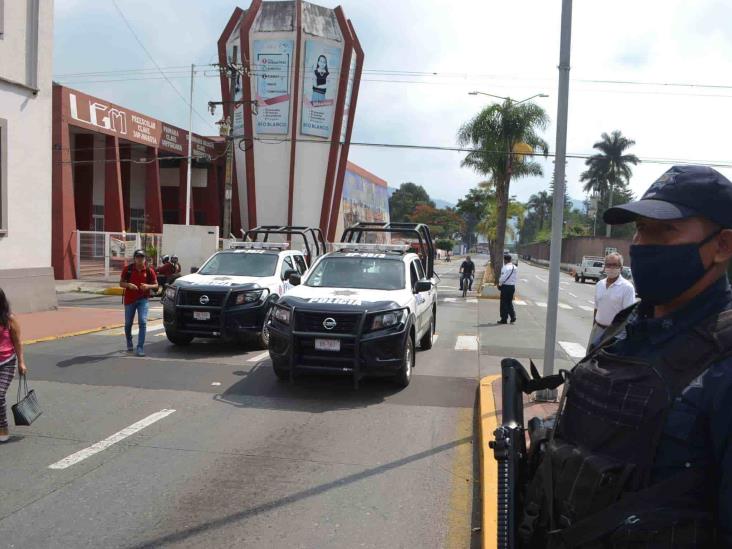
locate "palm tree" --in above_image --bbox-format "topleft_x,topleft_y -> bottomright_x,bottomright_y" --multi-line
527,190 -> 552,230
458,100 -> 549,281
579,130 -> 639,237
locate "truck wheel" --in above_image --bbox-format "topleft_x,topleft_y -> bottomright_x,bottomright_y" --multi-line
395,336 -> 414,388
165,329 -> 193,346
580,276 -> 586,284
420,314 -> 435,350
574,274 -> 580,282
272,358 -> 289,381
257,309 -> 272,349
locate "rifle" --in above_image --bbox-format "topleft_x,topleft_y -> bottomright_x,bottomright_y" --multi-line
489,358 -> 564,549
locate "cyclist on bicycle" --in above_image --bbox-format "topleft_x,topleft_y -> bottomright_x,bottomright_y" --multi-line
459,255 -> 475,292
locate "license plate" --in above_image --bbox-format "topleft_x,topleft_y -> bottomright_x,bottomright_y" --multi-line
193,311 -> 210,321
315,339 -> 340,352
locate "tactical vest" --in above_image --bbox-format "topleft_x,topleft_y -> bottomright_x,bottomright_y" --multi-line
520,306 -> 732,548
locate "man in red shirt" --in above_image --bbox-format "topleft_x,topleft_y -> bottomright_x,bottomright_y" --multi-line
119,249 -> 158,356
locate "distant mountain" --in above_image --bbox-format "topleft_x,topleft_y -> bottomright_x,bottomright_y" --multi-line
386,187 -> 455,210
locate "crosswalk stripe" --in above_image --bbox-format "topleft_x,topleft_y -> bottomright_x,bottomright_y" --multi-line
248,351 -> 270,363
536,302 -> 547,307
558,303 -> 573,310
579,305 -> 594,312
443,297 -> 457,303
432,334 -> 439,344
559,341 -> 587,359
454,335 -> 479,351
98,322 -> 164,336
568,292 -> 578,298
467,298 -> 478,304
514,299 -> 527,306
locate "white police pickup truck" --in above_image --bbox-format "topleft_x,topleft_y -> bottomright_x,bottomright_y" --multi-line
267,222 -> 437,389
162,226 -> 325,348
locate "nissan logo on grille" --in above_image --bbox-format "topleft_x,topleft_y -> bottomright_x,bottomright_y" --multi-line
322,317 -> 337,330
199,295 -> 210,305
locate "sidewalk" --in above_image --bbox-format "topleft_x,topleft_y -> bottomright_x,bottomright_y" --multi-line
477,295 -> 569,549
17,306 -> 125,343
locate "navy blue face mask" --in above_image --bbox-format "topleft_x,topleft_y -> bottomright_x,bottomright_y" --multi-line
630,230 -> 721,306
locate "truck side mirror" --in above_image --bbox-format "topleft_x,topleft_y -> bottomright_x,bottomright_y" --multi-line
283,269 -> 297,281
414,279 -> 432,293
288,273 -> 301,286
190,266 -> 199,274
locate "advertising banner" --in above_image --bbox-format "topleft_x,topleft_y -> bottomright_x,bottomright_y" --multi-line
342,165 -> 390,243
253,39 -> 293,135
301,40 -> 342,138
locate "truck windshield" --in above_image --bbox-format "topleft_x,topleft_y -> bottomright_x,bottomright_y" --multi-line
304,257 -> 404,290
198,252 -> 278,277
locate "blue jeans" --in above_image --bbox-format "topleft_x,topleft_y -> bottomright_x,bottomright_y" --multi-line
124,298 -> 149,351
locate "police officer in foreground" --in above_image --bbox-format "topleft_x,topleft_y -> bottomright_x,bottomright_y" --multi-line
520,165 -> 732,547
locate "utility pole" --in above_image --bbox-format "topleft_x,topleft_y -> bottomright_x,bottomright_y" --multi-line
539,0 -> 573,399
221,60 -> 237,240
185,64 -> 194,225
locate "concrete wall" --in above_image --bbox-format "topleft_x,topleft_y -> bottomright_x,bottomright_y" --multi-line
0,0 -> 56,312
518,236 -> 632,266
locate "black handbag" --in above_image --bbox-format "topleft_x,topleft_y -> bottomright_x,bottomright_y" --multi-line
12,375 -> 42,426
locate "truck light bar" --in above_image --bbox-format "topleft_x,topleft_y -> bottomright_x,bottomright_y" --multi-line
229,241 -> 290,251
331,243 -> 410,253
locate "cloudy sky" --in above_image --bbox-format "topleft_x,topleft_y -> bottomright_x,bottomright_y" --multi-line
54,0 -> 732,205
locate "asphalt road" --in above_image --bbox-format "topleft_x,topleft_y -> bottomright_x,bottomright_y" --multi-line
0,261 -> 486,549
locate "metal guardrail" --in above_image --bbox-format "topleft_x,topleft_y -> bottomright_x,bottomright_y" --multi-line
75,231 -> 162,280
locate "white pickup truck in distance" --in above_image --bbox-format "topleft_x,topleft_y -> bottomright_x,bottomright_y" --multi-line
575,256 -> 604,283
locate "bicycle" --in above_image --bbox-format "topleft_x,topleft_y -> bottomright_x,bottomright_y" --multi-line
460,273 -> 473,297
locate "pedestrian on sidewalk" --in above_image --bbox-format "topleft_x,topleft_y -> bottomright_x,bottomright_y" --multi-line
519,165 -> 732,546
459,255 -> 475,291
0,288 -> 28,442
587,252 -> 636,351
498,254 -> 517,324
119,250 -> 158,357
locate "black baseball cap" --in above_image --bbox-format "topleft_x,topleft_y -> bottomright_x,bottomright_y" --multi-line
604,165 -> 732,228
133,249 -> 145,258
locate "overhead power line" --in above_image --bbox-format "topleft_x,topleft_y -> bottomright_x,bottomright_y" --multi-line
109,0 -> 215,131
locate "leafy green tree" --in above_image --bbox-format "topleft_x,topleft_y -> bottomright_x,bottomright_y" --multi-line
389,182 -> 435,222
526,191 -> 552,231
579,131 -> 640,237
435,239 -> 455,252
408,204 -> 465,240
457,100 -> 549,280
455,185 -> 493,249
477,197 -> 525,248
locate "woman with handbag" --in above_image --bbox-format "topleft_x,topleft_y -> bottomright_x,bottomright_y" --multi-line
0,288 -> 27,442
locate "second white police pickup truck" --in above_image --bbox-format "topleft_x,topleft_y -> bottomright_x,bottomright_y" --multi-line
267,222 -> 438,389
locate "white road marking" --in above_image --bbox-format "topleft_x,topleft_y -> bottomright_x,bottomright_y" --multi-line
248,351 -> 270,363
580,305 -> 595,312
515,300 -> 527,306
558,303 -> 573,310
535,275 -> 547,283
432,334 -> 439,344
438,285 -> 460,290
559,341 -> 587,359
520,278 -> 529,283
211,382 -> 222,386
587,300 -> 594,305
443,297 -> 457,303
48,409 -> 176,470
454,335 -> 479,351
568,292 -> 578,298
98,322 -> 164,336
467,298 -> 478,304
536,302 -> 547,308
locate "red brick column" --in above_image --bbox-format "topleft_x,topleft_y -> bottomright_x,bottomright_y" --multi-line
104,135 -> 125,232
204,163 -> 221,227
145,147 -> 163,232
51,85 -> 78,279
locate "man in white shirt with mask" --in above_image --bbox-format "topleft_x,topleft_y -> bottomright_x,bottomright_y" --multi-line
588,252 -> 636,350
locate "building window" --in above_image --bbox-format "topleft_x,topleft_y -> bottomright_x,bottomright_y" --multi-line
0,118 -> 7,235
129,208 -> 146,233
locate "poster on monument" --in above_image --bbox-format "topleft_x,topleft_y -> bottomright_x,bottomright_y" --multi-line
253,39 -> 293,134
301,40 -> 342,138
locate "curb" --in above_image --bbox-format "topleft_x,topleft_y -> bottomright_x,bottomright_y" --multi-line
103,287 -> 124,296
23,323 -> 126,345
479,374 -> 501,549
